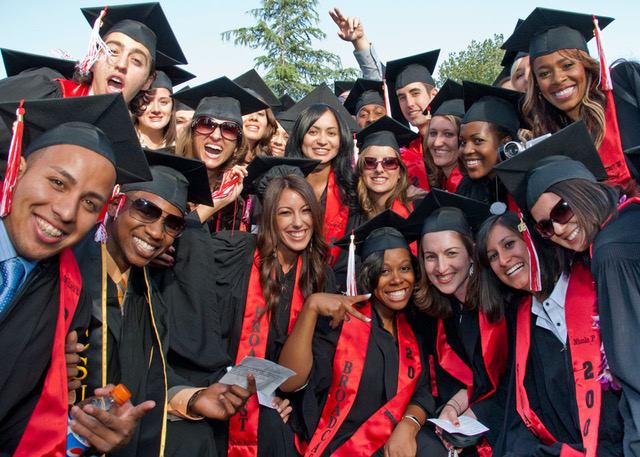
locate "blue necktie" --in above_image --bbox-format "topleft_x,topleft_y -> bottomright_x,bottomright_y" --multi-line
0,258 -> 26,315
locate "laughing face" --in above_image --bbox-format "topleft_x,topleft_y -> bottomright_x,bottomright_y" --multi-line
90,32 -> 154,104
372,247 -> 415,313
533,51 -> 588,122
192,117 -> 239,172
3,145 -> 116,260
360,146 -> 401,203
530,192 -> 589,252
422,230 -> 472,302
301,110 -> 340,167
242,109 -> 268,148
459,121 -> 507,180
275,189 -> 313,262
426,115 -> 460,173
486,223 -> 530,291
396,82 -> 436,131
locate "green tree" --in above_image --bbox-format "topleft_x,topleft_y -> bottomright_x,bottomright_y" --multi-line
221,0 -> 358,100
436,34 -> 505,87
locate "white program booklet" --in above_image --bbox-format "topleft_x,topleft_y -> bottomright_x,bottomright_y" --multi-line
427,416 -> 489,436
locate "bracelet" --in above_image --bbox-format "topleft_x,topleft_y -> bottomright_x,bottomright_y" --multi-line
186,389 -> 206,419
449,398 -> 463,415
443,403 -> 460,416
402,414 -> 421,431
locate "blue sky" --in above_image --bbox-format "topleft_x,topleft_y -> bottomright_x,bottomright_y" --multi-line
2,0 -> 639,89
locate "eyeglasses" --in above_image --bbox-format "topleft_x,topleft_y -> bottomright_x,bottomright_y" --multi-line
362,157 -> 400,170
125,196 -> 186,238
193,117 -> 242,141
533,198 -> 574,239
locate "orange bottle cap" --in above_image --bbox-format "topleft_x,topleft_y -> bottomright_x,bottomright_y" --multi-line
111,384 -> 131,405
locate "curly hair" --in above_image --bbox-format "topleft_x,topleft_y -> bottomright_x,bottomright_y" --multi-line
523,49 -> 606,147
256,174 -> 329,320
132,87 -> 176,147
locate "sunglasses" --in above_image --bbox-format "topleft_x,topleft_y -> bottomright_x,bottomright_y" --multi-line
533,198 -> 574,239
193,117 -> 242,141
125,196 -> 186,238
362,156 -> 400,170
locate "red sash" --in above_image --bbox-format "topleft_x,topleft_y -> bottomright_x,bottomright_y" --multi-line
228,250 -> 304,457
515,263 -> 601,457
443,166 -> 464,193
14,249 -> 82,456
305,303 -> 421,457
599,91 -> 633,189
401,137 -> 430,192
325,169 -> 349,268
55,79 -> 91,98
436,310 -> 507,404
391,200 -> 417,257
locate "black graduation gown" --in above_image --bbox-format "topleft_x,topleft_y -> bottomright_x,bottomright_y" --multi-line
611,61 -> 640,152
0,255 -> 91,456
74,234 -> 185,457
591,202 -> 640,457
495,303 -> 623,457
455,175 -> 511,208
291,306 -> 446,457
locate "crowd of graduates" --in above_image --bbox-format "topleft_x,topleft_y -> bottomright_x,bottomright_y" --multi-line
0,3 -> 640,457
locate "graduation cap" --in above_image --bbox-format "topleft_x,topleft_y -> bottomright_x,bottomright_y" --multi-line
121,149 -> 211,214
355,115 -> 419,152
461,80 -> 525,138
493,120 -> 607,211
334,210 -> 411,260
275,112 -> 296,135
277,83 -> 360,134
501,7 -> 614,61
0,94 -> 151,184
172,76 -> 269,126
334,80 -> 355,98
385,50 -> 440,89
234,69 -> 282,109
427,79 -> 464,118
1,48 -> 77,79
242,156 -> 320,199
151,67 -> 195,93
500,19 -> 527,69
343,79 -> 385,116
277,94 -> 296,112
173,85 -> 194,112
81,2 -> 188,67
403,188 -> 492,239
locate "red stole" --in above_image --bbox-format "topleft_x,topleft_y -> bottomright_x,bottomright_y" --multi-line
390,200 -> 417,257
436,310 -> 508,403
599,91 -> 633,189
324,169 -> 349,268
515,263 -> 601,457
55,79 -> 91,98
14,249 -> 82,456
401,137 -> 430,192
305,303 -> 421,457
443,166 -> 464,193
228,250 -> 304,457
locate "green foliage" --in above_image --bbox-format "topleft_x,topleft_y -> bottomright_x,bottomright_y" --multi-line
436,34 -> 505,86
221,0 -> 358,100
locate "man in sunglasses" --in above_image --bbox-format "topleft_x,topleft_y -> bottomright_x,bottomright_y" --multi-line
73,150 -> 257,457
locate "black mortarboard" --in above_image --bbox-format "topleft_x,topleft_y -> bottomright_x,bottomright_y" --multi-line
173,86 -> 194,112
1,48 -> 77,79
492,66 -> 512,88
493,120 -> 607,210
275,112 -> 296,135
462,81 -> 525,138
277,83 -> 360,134
81,2 -> 188,67
151,67 -> 195,92
385,50 -> 440,89
172,77 -> 269,126
501,7 -> 613,61
278,94 -> 296,112
121,149 -> 211,213
343,79 -> 385,116
242,156 -> 320,199
0,94 -> 151,184
334,210 -> 410,259
334,80 -> 355,97
234,69 -> 282,109
500,20 -> 526,69
427,79 -> 464,117
355,116 -> 419,152
404,188 -> 492,239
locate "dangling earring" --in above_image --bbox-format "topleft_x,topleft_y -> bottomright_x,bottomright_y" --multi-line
469,264 -> 474,277
309,238 -> 314,254
272,245 -> 278,258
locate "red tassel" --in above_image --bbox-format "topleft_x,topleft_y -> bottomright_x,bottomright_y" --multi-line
94,186 -> 122,243
518,212 -> 541,292
76,6 -> 110,76
0,100 -> 26,217
593,15 -> 612,91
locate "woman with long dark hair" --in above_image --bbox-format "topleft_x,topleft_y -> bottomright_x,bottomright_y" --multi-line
133,71 -> 177,150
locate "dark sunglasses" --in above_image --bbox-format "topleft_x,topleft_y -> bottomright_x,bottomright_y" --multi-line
193,117 -> 242,141
125,196 -> 186,238
362,156 -> 400,170
533,198 -> 574,239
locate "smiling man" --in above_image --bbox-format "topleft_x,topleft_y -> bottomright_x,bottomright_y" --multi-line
0,94 -> 152,456
385,50 -> 440,191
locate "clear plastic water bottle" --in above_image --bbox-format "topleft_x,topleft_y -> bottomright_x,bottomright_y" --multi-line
66,384 -> 131,456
